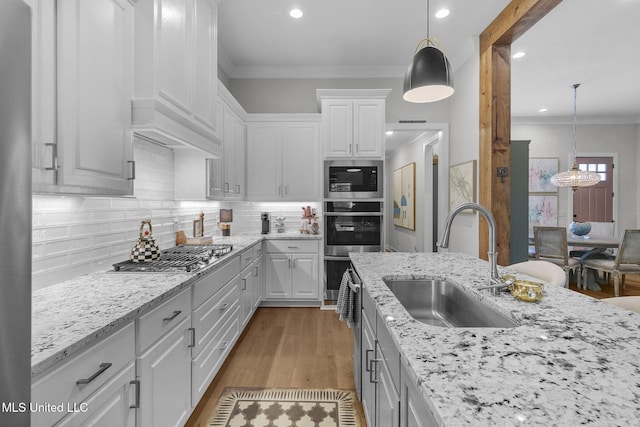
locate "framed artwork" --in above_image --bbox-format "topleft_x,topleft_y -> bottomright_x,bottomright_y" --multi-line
393,162 -> 416,230
528,158 -> 558,192
528,195 -> 558,228
449,160 -> 476,211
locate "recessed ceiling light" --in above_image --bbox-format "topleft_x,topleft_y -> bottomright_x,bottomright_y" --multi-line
385,130 -> 394,135
538,108 -> 548,113
512,51 -> 526,59
289,8 -> 303,19
435,9 -> 450,19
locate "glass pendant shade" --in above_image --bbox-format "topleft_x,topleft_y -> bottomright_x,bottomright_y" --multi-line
550,164 -> 600,192
403,43 -> 454,103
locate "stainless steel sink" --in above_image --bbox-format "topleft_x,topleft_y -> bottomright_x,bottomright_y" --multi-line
382,278 -> 518,328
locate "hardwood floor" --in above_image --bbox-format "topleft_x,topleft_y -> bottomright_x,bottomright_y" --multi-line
185,307 -> 365,427
569,271 -> 640,299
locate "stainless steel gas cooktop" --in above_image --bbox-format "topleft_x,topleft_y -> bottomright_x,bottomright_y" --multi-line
112,244 -> 233,273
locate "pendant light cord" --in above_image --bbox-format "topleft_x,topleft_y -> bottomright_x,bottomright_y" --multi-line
426,0 -> 430,39
571,83 -> 580,166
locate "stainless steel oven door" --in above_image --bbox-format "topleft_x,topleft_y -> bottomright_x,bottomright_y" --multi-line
324,212 -> 382,256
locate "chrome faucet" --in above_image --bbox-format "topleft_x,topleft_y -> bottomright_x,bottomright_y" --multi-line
436,202 -> 504,295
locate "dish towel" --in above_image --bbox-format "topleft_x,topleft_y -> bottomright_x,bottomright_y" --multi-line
336,269 -> 359,329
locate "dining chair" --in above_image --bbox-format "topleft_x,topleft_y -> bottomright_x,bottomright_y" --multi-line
601,296 -> 640,314
581,229 -> 640,297
533,226 -> 582,288
508,260 -> 566,287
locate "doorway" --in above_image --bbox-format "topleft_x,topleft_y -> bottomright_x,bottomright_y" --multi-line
572,156 -> 615,223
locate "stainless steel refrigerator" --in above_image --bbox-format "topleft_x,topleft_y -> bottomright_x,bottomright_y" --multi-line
0,0 -> 32,426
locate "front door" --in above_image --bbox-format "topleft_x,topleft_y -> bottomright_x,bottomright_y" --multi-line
572,156 -> 614,222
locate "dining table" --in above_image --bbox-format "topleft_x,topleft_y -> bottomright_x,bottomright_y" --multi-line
568,233 -> 620,290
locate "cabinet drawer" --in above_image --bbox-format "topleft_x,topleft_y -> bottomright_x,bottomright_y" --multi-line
191,306 -> 240,406
266,239 -> 318,253
376,310 -> 400,393
192,256 -> 240,309
240,245 -> 257,270
137,289 -> 191,354
192,277 -> 240,357
31,323 -> 135,427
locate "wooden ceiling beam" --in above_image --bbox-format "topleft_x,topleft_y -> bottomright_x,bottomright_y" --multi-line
478,0 -> 562,265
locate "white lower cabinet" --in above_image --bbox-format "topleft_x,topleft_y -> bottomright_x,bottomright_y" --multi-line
137,314 -> 193,427
400,359 -> 438,427
31,323 -> 136,427
264,240 -> 319,302
360,287 -> 401,427
56,362 -> 137,427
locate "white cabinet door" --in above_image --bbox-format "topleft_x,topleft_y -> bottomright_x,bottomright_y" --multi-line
353,99 -> 384,158
322,100 -> 353,158
361,313 -> 376,427
56,363 -> 137,427
193,0 -> 218,131
27,0 -> 57,188
283,124 -> 320,200
291,254 -> 318,299
240,267 -> 254,326
137,316 -> 192,427
376,344 -> 400,427
246,124 -> 282,200
55,0 -> 134,194
265,254 -> 291,299
252,260 -> 264,309
232,118 -> 246,198
400,360 -> 438,427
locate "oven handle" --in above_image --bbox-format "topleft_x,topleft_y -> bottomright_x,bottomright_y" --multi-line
324,212 -> 382,217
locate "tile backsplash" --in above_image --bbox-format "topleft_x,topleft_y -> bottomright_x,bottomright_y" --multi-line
32,138 -> 319,290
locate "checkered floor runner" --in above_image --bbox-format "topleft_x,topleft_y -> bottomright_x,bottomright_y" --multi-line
208,388 -> 360,427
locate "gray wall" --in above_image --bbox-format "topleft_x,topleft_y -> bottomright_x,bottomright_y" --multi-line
511,122 -> 639,235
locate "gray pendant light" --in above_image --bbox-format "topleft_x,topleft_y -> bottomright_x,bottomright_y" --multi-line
403,0 -> 454,103
550,84 -> 601,191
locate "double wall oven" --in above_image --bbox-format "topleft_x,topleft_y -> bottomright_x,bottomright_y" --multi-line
324,160 -> 383,302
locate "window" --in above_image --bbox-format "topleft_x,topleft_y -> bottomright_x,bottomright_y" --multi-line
578,162 -> 606,182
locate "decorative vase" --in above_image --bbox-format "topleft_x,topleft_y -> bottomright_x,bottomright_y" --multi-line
569,221 -> 591,236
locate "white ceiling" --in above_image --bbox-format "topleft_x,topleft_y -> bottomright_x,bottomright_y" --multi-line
218,0 -> 640,147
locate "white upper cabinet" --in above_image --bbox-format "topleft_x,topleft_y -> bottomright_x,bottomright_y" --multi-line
30,0 -> 135,195
132,0 -> 221,156
318,89 -> 390,159
246,118 -> 320,201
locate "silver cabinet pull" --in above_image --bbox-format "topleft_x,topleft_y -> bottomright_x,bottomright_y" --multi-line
284,185 -> 288,195
188,327 -> 196,348
218,341 -> 229,351
292,258 -> 296,268
44,143 -> 58,171
218,303 -> 229,311
163,310 -> 181,322
235,184 -> 240,194
348,143 -> 352,154
241,278 -> 247,290
127,160 -> 135,180
254,266 -> 259,277
369,359 -> 380,384
224,182 -> 230,193
76,362 -> 112,385
365,349 -> 374,372
356,143 -> 359,153
288,258 -> 291,269
287,246 -> 299,250
129,380 -> 140,408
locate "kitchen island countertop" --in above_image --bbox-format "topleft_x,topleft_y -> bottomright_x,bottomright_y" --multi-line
32,232 -> 320,376
349,251 -> 640,426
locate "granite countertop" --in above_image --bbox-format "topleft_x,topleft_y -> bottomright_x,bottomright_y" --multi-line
31,232 -> 320,376
349,252 -> 640,426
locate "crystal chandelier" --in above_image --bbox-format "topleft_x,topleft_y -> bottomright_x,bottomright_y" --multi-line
550,84 -> 600,191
